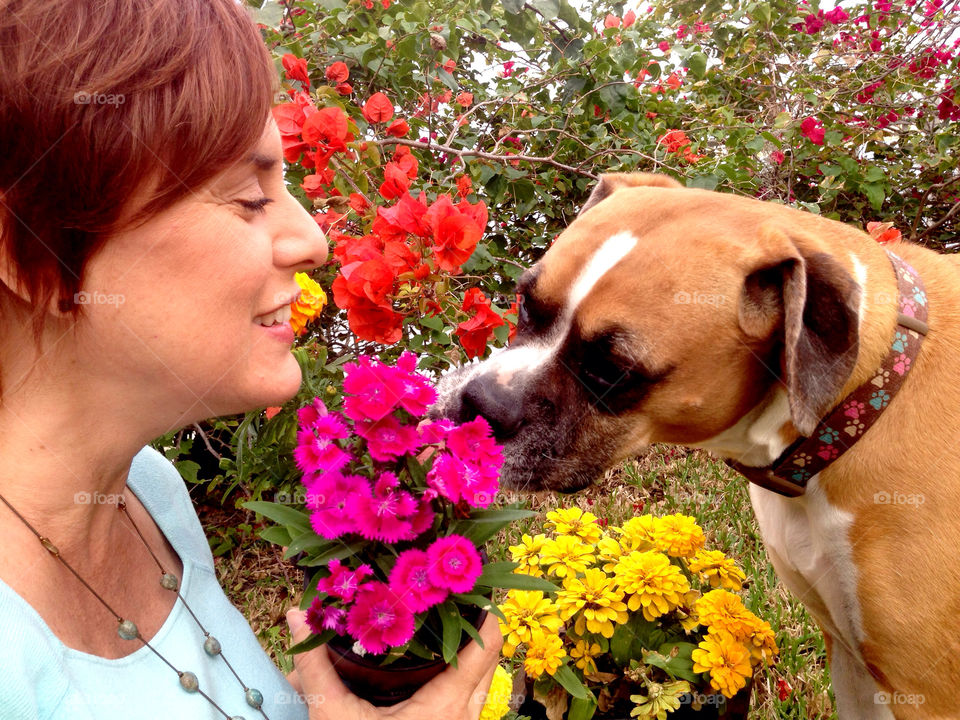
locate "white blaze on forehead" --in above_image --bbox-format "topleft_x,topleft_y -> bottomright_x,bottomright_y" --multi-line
491,231 -> 639,384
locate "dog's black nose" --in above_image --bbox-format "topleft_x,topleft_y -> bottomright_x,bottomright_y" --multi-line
460,374 -> 526,440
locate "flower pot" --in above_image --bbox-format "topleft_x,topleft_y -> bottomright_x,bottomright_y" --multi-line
325,606 -> 488,706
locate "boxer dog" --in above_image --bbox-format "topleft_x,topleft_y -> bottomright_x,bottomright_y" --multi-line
432,173 -> 960,719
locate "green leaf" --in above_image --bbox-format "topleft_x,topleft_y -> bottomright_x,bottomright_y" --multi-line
687,175 -> 719,191
438,600 -> 462,666
551,663 -> 590,700
449,508 -> 537,545
530,0 -> 559,16
299,540 -> 365,567
242,501 -> 311,533
568,695 -> 598,720
248,0 -> 285,28
459,615 -> 485,648
288,628 -> 334,655
643,643 -> 702,683
752,1 -> 771,25
502,0 -> 523,13
475,561 -> 559,592
773,111 -> 793,129
259,525 -> 293,547
284,530 -> 333,558
686,51 -> 708,79
451,593 -> 505,621
862,183 -> 886,212
419,314 -> 444,331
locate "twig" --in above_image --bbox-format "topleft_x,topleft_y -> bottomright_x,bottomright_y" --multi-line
372,138 -> 597,178
192,423 -> 222,462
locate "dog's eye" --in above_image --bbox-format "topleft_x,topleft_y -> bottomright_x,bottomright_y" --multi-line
516,294 -> 530,327
580,357 -> 625,393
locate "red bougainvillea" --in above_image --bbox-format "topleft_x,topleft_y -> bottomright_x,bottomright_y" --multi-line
455,289 -> 505,358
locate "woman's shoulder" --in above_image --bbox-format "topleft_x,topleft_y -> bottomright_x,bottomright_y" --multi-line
128,445 -> 215,571
0,589 -> 71,718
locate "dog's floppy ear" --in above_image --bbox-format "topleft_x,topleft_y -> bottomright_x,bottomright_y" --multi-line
738,225 -> 861,436
579,172 -> 683,217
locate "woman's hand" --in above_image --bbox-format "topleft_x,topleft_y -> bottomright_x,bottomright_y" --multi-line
285,608 -> 503,720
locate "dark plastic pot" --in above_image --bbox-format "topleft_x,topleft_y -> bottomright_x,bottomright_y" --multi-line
325,606 -> 488,706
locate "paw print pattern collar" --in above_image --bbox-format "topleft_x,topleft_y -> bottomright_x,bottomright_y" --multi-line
728,250 -> 929,497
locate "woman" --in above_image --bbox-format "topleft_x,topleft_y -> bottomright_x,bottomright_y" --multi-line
0,1 -> 501,718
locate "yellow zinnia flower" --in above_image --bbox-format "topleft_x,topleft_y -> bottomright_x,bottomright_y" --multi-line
290,271 -> 327,335
695,589 -> 755,640
595,534 -> 623,573
509,533 -> 548,577
653,513 -> 705,558
741,615 -> 778,665
616,515 -> 660,552
524,630 -> 566,679
555,568 -> 629,638
545,507 -> 603,543
498,590 -> 563,657
629,680 -> 691,719
613,550 -> 690,621
569,639 -> 603,675
539,535 -> 596,578
688,549 -> 746,590
677,589 -> 701,632
479,665 -> 513,720
691,631 -> 753,698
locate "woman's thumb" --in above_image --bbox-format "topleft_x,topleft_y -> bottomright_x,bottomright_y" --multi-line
285,609 -> 350,713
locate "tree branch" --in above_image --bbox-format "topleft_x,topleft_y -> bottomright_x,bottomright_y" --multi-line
372,138 -> 598,179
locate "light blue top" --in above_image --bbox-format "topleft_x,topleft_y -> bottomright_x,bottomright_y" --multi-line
0,446 -> 309,720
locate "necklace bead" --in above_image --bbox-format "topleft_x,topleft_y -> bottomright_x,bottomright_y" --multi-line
179,671 -> 200,693
117,619 -> 139,640
245,688 -> 264,709
160,572 -> 180,591
204,634 -> 222,656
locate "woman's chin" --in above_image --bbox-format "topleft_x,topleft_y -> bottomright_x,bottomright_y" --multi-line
235,359 -> 304,412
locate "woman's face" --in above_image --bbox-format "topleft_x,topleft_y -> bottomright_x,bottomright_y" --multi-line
75,118 -> 327,426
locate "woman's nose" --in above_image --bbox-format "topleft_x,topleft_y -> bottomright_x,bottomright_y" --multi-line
273,188 -> 328,270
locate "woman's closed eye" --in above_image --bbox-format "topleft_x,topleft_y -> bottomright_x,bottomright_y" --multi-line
235,196 -> 274,214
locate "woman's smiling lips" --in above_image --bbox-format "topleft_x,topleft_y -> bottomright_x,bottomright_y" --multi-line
255,303 -> 296,343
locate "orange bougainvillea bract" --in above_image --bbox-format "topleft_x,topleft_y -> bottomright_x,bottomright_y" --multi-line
455,288 -> 505,359
363,92 -> 395,123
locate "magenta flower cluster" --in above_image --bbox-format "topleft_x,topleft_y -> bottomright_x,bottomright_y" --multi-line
295,352 -> 501,655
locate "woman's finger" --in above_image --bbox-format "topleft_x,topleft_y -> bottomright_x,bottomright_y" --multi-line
286,608 -> 355,716
405,612 -> 504,718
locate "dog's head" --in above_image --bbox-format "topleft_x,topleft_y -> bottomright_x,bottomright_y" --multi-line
432,173 -> 861,492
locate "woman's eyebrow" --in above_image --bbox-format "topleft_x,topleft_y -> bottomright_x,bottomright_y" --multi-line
246,152 -> 280,171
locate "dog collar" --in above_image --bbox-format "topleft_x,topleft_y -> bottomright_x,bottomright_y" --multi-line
727,250 -> 929,497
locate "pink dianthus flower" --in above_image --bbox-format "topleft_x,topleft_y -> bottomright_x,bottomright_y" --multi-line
347,472 -> 420,542
426,535 -> 483,593
316,558 -> 374,602
342,356 -> 408,423
356,415 -> 420,461
306,473 -> 368,539
305,596 -> 347,635
388,549 -> 448,612
346,583 -> 416,654
294,429 -> 351,475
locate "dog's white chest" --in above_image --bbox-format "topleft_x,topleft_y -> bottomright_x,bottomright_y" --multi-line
750,482 -> 894,719
749,480 -> 863,644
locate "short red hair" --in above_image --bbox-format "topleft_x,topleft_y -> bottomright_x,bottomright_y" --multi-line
0,0 -> 277,336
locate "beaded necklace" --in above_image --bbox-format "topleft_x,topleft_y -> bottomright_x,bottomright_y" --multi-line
0,489 -> 270,720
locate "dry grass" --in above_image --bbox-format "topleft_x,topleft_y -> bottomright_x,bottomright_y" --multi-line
201,446 -> 838,718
